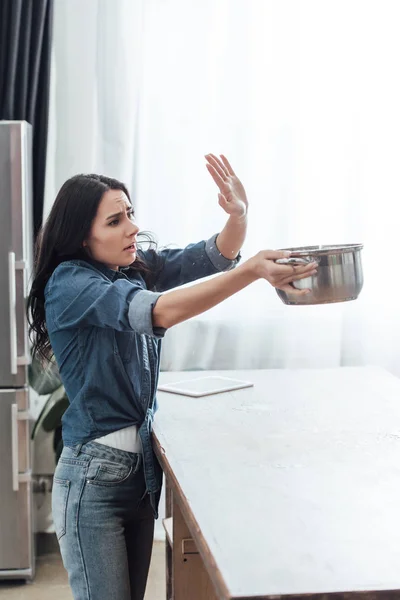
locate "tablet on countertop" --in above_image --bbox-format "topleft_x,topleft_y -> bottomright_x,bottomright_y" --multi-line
157,375 -> 254,398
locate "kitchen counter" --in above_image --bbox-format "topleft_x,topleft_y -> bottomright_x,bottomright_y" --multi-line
153,367 -> 400,600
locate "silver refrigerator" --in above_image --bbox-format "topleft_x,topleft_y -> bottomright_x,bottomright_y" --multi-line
0,121 -> 35,581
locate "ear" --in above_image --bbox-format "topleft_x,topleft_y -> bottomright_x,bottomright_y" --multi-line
82,240 -> 87,248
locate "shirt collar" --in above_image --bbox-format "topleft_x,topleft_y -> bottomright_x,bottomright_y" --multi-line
83,257 -> 125,281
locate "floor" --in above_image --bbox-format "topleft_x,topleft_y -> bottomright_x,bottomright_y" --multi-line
0,541 -> 166,600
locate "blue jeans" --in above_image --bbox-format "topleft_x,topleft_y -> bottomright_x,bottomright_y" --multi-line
52,441 -> 155,600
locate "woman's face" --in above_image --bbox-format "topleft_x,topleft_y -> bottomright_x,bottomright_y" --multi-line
83,189 -> 139,270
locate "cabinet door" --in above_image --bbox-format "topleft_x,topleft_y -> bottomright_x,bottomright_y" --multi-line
0,389 -> 33,570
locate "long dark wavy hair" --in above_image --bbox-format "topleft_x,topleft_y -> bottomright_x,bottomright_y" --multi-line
27,174 -> 162,363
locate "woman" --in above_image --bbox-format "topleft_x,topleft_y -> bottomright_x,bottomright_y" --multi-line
27,154 -> 317,600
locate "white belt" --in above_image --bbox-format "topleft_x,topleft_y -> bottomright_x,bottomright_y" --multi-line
94,425 -> 142,453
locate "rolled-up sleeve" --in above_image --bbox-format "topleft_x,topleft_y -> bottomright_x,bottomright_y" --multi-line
128,290 -> 165,338
205,234 -> 241,272
46,262 -> 166,339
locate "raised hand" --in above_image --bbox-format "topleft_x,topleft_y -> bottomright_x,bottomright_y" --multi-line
205,154 -> 248,218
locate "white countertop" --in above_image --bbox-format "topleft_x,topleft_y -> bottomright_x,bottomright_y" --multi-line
154,366 -> 400,598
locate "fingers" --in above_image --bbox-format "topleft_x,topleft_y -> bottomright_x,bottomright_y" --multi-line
280,268 -> 317,285
259,250 -> 291,260
253,249 -> 319,296
220,154 -> 235,176
273,261 -> 318,278
206,163 -> 226,190
205,154 -> 228,180
277,284 -> 311,296
290,262 -> 318,276
265,259 -> 318,292
205,153 -> 230,179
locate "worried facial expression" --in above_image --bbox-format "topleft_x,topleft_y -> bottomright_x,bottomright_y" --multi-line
83,189 -> 139,270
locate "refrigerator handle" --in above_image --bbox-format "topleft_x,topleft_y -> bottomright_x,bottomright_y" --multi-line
8,252 -> 31,375
11,404 -> 32,492
11,403 -> 19,491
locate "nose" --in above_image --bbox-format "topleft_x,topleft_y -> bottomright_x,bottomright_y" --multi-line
128,221 -> 140,237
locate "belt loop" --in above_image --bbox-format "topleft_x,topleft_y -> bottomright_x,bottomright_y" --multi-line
73,443 -> 83,457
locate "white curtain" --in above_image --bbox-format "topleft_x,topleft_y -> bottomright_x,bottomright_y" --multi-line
45,0 -> 400,377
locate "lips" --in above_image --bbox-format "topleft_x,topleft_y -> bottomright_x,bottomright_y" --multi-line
124,242 -> 136,251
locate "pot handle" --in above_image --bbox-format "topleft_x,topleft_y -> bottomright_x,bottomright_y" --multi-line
275,257 -> 314,265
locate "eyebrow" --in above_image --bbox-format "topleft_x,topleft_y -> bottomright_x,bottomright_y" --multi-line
105,207 -> 134,221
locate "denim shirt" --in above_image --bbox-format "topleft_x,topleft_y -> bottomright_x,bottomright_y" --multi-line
44,234 -> 240,516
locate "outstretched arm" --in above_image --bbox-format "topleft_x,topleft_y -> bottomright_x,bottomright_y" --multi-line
152,250 -> 318,329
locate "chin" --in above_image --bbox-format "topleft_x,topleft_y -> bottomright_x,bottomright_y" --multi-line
124,255 -> 137,267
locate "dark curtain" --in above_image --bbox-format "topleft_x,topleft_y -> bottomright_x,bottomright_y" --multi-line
0,0 -> 54,238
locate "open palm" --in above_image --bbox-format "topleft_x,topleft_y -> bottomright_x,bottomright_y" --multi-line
205,154 -> 248,218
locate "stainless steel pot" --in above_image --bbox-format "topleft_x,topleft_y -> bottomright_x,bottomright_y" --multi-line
275,244 -> 364,305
